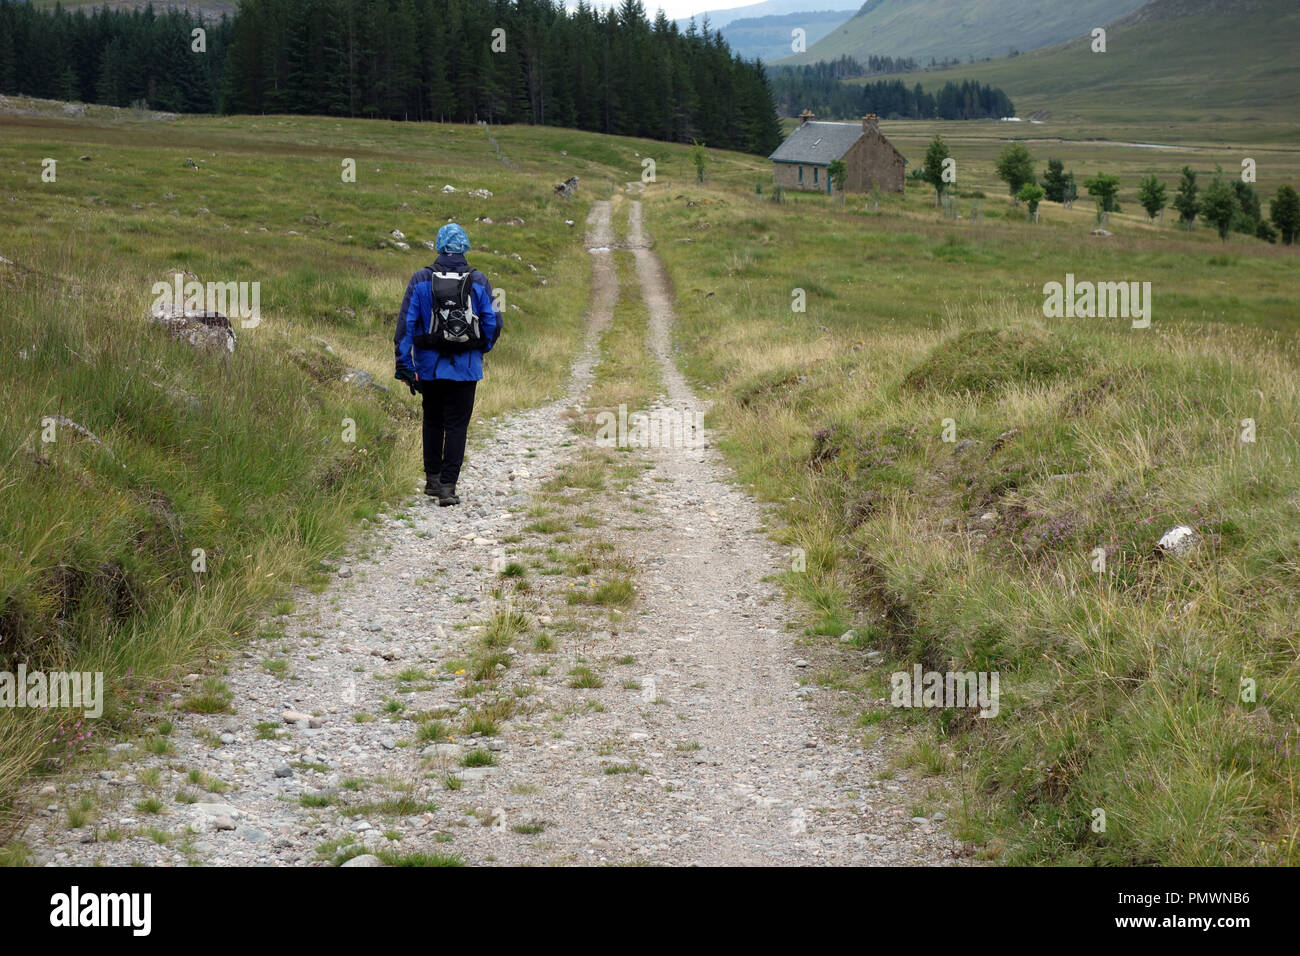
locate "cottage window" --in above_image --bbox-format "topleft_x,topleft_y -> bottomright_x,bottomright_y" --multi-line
798,166 -> 803,184
813,167 -> 819,185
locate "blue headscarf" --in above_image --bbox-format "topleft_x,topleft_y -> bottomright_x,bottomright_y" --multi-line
436,223 -> 470,254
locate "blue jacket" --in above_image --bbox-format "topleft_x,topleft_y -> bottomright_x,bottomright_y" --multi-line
394,253 -> 500,382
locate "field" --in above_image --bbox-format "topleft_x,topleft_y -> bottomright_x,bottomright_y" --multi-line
646,116 -> 1299,863
2,100 -> 1297,864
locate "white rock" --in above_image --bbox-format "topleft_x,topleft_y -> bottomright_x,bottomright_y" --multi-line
1156,525 -> 1198,556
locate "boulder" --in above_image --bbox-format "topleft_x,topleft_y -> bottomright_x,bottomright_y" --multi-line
149,307 -> 236,354
341,368 -> 389,394
1156,525 -> 1198,557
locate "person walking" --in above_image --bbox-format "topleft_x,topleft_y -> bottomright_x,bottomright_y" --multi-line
393,223 -> 501,506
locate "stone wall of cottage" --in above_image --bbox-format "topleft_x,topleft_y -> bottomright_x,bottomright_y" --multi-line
770,126 -> 906,195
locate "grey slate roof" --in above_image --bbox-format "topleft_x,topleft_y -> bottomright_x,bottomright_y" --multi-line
768,121 -> 864,165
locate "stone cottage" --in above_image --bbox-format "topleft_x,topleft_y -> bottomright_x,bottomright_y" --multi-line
769,111 -> 906,194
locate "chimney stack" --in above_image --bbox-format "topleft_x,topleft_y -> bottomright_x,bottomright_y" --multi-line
799,108 -> 815,126
863,113 -> 878,132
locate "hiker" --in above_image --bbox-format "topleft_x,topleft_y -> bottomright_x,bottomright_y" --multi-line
393,223 -> 501,506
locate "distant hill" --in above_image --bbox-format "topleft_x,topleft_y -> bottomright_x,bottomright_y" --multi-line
675,0 -> 853,33
781,0 -> 1146,63
870,0 -> 1300,122
713,10 -> 856,62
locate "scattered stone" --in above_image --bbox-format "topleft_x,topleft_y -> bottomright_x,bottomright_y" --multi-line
793,659 -> 809,668
555,176 -> 579,198
1091,228 -> 1113,237
341,854 -> 383,867
274,764 -> 293,778
220,733 -> 236,745
337,565 -> 352,578
380,737 -> 396,750
341,368 -> 389,393
1156,525 -> 1199,557
441,184 -> 456,193
281,710 -> 311,724
148,307 -> 236,354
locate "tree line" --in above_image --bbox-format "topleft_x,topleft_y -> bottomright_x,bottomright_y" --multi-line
771,53 -> 921,82
0,0 -> 784,155
767,70 -> 1014,121
921,136 -> 1300,242
0,2 -> 231,112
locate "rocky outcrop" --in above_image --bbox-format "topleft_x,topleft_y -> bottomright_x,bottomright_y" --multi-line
148,308 -> 236,354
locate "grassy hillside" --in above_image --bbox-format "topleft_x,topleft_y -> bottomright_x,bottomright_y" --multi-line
0,101 -> 718,826
874,0 -> 1300,125
782,0 -> 1144,64
645,122 -> 1299,863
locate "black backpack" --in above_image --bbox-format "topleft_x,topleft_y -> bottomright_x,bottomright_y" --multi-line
413,269 -> 486,354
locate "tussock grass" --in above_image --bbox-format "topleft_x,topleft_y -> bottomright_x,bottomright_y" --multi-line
0,109 -> 631,828
653,179 -> 1300,865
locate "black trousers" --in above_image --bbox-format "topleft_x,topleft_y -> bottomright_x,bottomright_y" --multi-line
419,379 -> 477,486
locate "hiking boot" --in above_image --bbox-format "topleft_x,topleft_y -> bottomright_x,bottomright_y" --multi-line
437,483 -> 460,507
424,475 -> 442,498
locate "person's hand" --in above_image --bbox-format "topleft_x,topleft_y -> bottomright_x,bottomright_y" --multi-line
395,365 -> 418,395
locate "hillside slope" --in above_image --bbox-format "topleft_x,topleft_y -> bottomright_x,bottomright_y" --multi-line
716,10 -> 856,62
676,0 -> 852,32
874,0 -> 1300,122
783,0 -> 1145,63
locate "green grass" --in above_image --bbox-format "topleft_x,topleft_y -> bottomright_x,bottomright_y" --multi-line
567,665 -> 605,689
0,105 -> 642,823
181,680 -> 235,715
460,748 -> 496,768
651,151 -> 1300,865
416,720 -> 451,744
375,849 -> 465,867
568,576 -> 636,608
